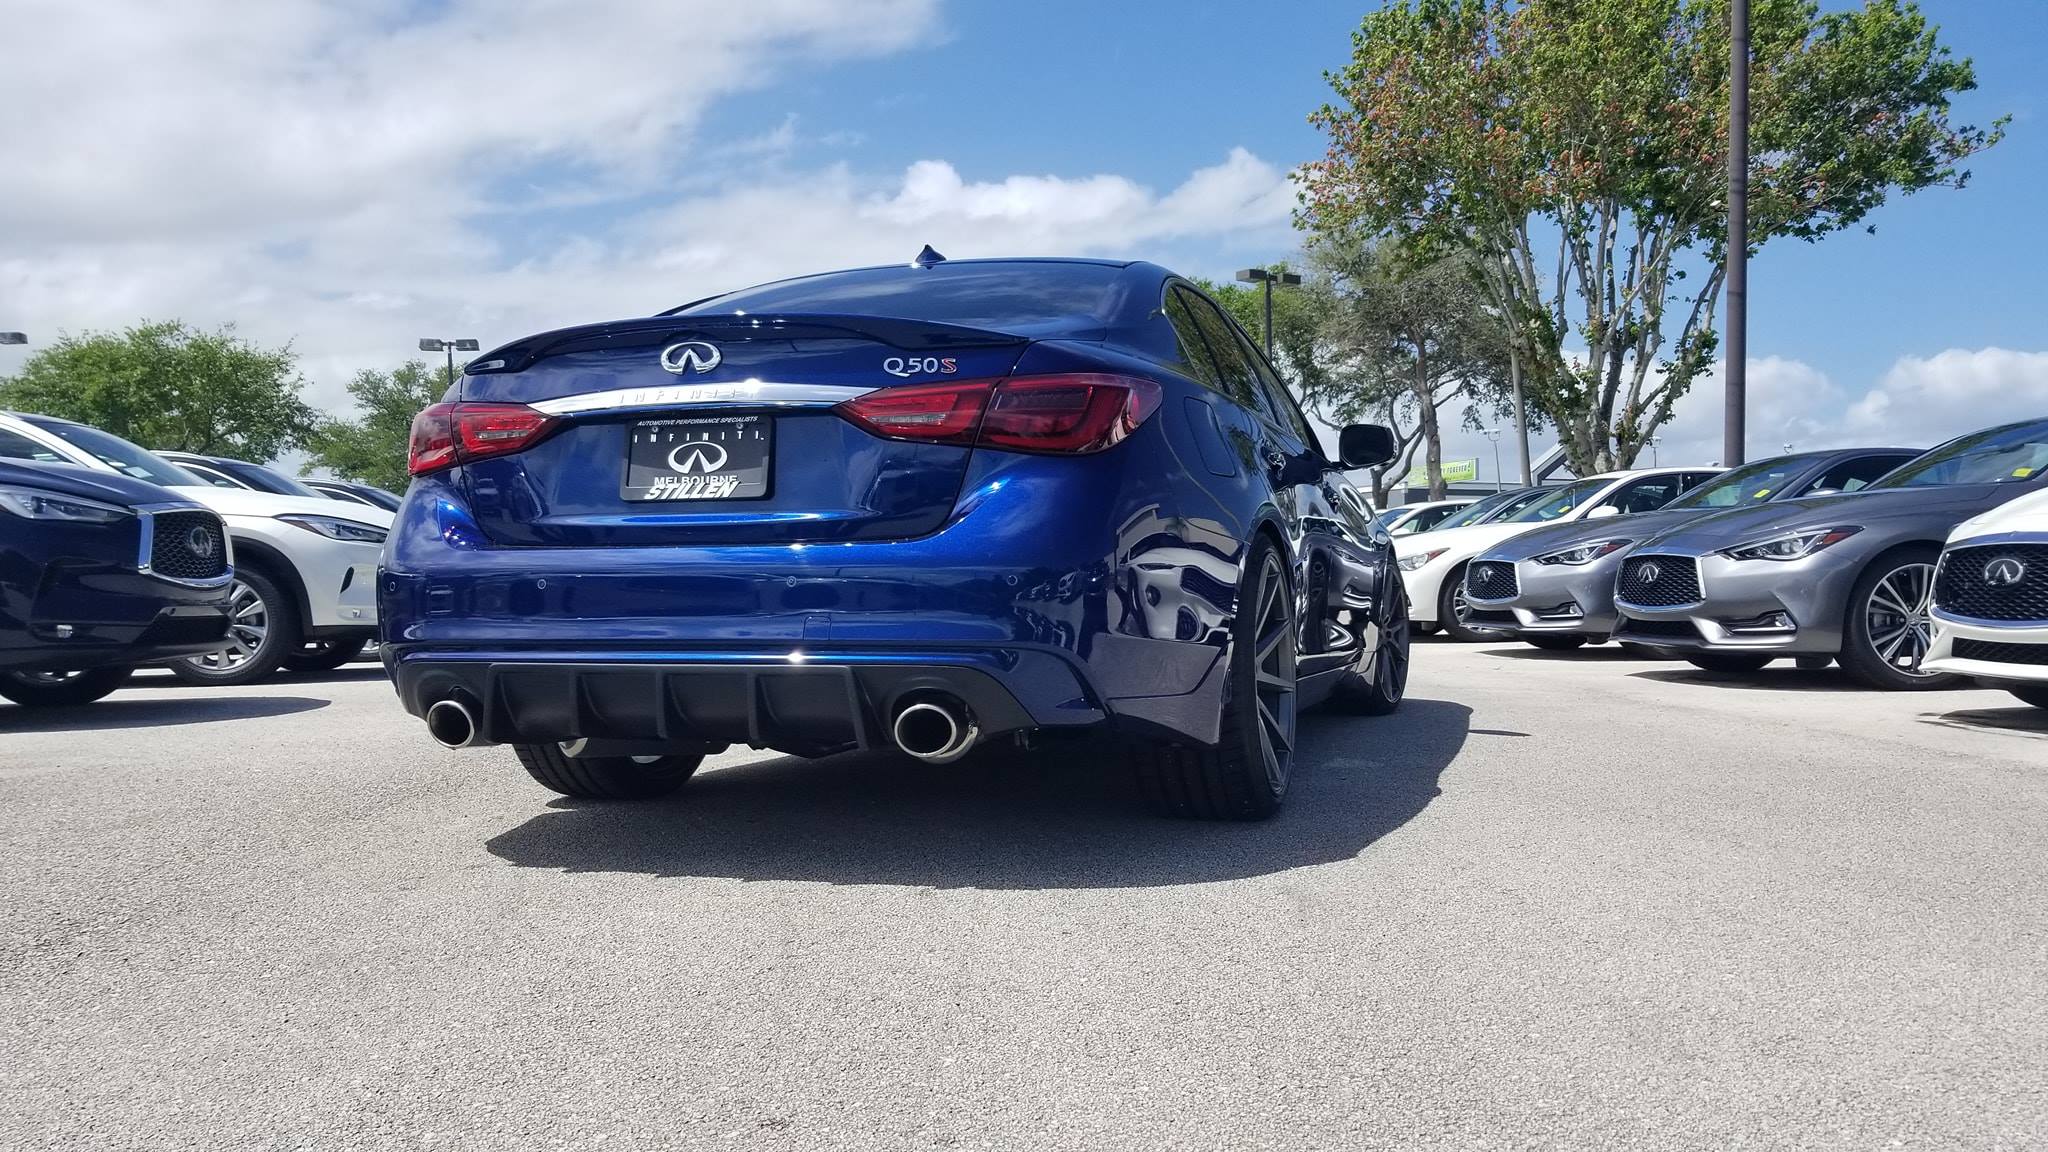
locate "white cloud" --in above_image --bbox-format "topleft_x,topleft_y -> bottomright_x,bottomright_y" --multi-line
1426,348 -> 2048,487
0,0 -> 1296,420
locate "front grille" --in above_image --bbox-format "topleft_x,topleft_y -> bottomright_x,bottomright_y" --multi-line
1955,638 -> 2048,666
148,511 -> 229,581
1937,543 -> 2048,622
1619,617 -> 1699,640
1616,555 -> 1701,607
1466,560 -> 1518,601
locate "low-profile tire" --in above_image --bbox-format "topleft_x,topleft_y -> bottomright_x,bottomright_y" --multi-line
2007,684 -> 2048,710
1436,565 -> 1491,643
169,568 -> 299,687
282,638 -> 367,673
1328,585 -> 1409,716
512,742 -> 704,800
1838,545 -> 1956,692
1132,535 -> 1298,821
0,666 -> 134,707
1684,653 -> 1774,675
1525,634 -> 1589,652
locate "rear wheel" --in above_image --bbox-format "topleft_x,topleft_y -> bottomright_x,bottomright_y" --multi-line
0,666 -> 134,707
169,569 -> 298,687
2007,684 -> 2048,710
282,639 -> 367,673
1525,634 -> 1589,652
1684,653 -> 1774,675
1133,536 -> 1297,820
513,742 -> 704,800
1329,585 -> 1409,716
1838,547 -> 1955,691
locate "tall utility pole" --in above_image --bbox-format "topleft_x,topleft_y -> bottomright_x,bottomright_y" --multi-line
1723,0 -> 1750,466
1235,268 -> 1303,359
419,337 -> 481,388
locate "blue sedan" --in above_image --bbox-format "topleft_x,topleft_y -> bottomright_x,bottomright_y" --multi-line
378,255 -> 1408,818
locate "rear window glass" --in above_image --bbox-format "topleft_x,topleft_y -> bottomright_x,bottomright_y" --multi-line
677,263 -> 1123,331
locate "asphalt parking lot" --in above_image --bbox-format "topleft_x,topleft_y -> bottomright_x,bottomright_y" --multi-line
3,643 -> 2045,1150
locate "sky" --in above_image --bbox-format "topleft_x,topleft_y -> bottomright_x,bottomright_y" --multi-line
1,0 -> 2043,481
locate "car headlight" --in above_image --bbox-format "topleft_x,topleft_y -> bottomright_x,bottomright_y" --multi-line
1398,548 -> 1448,572
1718,526 -> 1861,562
1532,539 -> 1633,566
276,514 -> 388,544
0,484 -> 130,524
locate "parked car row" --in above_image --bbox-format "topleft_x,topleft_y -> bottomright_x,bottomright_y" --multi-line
0,412 -> 393,698
1400,418 -> 2048,706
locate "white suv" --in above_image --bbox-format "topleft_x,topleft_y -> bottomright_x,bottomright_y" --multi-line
0,412 -> 391,684
1924,487 -> 2048,710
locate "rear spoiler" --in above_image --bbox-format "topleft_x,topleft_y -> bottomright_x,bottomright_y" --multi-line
466,313 -> 1031,375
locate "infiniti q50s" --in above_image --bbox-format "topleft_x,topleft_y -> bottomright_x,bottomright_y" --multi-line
379,255 -> 1409,820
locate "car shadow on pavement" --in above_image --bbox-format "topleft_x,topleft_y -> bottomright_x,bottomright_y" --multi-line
1480,644 -> 1665,662
0,695 -> 329,733
1920,706 -> 2048,739
1628,667 -> 1880,693
483,697 -> 1472,889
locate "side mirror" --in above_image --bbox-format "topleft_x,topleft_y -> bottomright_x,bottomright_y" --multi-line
1339,424 -> 1397,469
1586,505 -> 1621,519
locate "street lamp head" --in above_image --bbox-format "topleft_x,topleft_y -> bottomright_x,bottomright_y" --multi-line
1235,268 -> 1272,284
454,339 -> 481,352
418,338 -> 445,352
1274,272 -> 1303,286
0,332 -> 26,346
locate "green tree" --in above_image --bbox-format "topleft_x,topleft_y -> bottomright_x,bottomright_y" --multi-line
1303,237 -> 1513,504
303,360 -> 447,491
0,321 -> 315,460
1299,0 -> 2002,473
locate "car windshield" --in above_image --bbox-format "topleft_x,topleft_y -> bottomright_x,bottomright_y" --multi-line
1371,508 -> 1409,530
1869,420 -> 2048,489
1436,488 -> 1530,529
1666,457 -> 1812,509
25,418 -> 202,487
1505,477 -> 1608,523
676,262 -> 1124,331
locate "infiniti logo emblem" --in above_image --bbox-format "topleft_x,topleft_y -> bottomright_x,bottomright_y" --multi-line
667,441 -> 729,474
185,526 -> 217,559
659,340 -> 722,375
1636,562 -> 1662,585
1983,556 -> 2028,587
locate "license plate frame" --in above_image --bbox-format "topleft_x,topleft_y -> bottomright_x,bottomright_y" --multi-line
621,415 -> 773,502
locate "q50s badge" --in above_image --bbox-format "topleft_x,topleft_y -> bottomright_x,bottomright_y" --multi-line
883,356 -> 957,378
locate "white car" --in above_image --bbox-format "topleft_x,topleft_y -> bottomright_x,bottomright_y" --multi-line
0,412 -> 390,683
1372,498 -> 1475,537
1396,467 -> 1720,640
1924,486 -> 2048,710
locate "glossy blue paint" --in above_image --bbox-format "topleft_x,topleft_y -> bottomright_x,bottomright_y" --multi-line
380,258 -> 1401,756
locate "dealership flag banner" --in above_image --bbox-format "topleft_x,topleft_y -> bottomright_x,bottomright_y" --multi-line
1404,458 -> 1479,486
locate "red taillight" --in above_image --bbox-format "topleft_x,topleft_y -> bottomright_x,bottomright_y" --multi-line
407,402 -> 559,476
832,373 -> 1160,455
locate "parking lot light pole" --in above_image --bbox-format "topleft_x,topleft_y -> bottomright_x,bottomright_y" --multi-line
1482,428 -> 1504,492
1235,268 -> 1303,359
419,337 -> 481,388
1724,0 -> 1751,466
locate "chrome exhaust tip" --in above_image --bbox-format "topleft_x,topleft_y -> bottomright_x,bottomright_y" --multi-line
890,699 -> 978,764
425,698 -> 480,749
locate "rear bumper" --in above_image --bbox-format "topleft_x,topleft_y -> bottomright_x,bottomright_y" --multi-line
384,643 -> 1227,755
